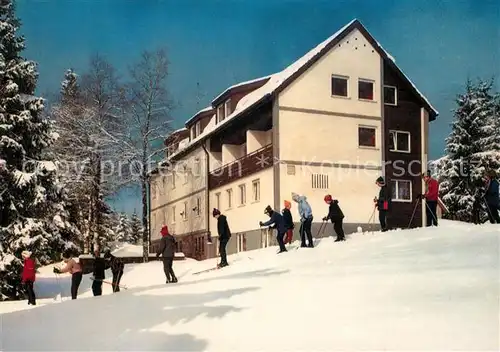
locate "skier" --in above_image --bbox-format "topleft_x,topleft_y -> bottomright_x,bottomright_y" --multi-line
484,170 -> 500,224
259,205 -> 287,253
21,250 -> 36,305
53,250 -> 83,300
156,225 -> 178,283
322,195 -> 346,242
103,250 -> 125,293
374,176 -> 391,232
91,248 -> 106,296
292,192 -> 314,248
421,171 -> 439,226
213,208 -> 231,267
282,200 -> 294,244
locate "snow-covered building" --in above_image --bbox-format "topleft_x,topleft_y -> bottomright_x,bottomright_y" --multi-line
149,19 -> 438,260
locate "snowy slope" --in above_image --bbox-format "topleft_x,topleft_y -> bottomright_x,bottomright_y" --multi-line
1,220 -> 499,351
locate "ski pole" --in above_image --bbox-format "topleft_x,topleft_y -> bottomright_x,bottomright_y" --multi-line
407,198 -> 421,229
424,199 -> 439,225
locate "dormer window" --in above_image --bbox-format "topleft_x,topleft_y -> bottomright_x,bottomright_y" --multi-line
217,105 -> 224,123
195,121 -> 201,137
224,99 -> 232,117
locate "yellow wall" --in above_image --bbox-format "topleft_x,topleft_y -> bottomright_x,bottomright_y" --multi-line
247,130 -> 272,154
150,146 -> 208,241
208,169 -> 274,236
278,163 -> 380,225
279,28 -> 382,118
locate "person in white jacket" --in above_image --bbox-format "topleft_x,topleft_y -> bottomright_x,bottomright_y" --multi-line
292,192 -> 314,248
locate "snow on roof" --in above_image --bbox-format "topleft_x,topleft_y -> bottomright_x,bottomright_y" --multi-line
211,74 -> 273,104
169,19 -> 438,160
184,105 -> 214,126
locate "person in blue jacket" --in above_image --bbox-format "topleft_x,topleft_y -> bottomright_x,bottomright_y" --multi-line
259,205 -> 287,253
292,192 -> 314,248
484,170 -> 500,224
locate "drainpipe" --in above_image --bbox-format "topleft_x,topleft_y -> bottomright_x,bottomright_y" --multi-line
201,142 -> 211,256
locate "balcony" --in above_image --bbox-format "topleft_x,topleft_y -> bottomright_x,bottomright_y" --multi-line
208,144 -> 273,190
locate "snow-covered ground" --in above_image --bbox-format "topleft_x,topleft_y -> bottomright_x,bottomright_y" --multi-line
1,220 -> 499,351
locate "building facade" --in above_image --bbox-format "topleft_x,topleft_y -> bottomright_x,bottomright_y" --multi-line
149,19 -> 438,259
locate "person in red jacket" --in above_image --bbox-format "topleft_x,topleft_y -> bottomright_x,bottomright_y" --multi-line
422,171 -> 439,226
21,250 -> 36,305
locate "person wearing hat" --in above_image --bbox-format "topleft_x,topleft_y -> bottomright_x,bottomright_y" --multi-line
53,250 -> 83,300
260,205 -> 287,253
156,225 -> 178,283
21,250 -> 36,305
213,208 -> 231,267
374,176 -> 391,232
103,250 -> 125,293
421,171 -> 439,226
282,200 -> 294,244
91,248 -> 106,296
322,195 -> 345,242
484,169 -> 500,224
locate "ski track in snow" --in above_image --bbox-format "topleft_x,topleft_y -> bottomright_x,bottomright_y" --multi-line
1,220 -> 499,351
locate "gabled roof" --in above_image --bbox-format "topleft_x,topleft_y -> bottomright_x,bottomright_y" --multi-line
184,106 -> 214,127
211,75 -> 272,106
169,19 -> 438,160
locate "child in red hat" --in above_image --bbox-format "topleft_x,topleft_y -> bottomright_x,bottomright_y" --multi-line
322,195 -> 345,242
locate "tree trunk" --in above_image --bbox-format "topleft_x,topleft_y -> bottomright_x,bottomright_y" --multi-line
141,176 -> 149,262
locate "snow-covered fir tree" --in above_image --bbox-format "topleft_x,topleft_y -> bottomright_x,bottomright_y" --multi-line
114,212 -> 132,243
438,79 -> 500,222
129,210 -> 143,245
0,0 -> 79,299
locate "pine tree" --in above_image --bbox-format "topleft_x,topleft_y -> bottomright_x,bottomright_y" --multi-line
115,212 -> 132,243
438,79 -> 499,222
0,0 -> 78,299
129,210 -> 143,245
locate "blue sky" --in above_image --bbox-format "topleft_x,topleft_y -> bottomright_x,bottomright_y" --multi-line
17,0 -> 499,214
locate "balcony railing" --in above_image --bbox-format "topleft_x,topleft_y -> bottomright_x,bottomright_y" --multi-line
208,144 -> 273,190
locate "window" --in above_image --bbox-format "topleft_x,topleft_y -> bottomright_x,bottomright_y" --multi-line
358,79 -> 374,100
182,202 -> 188,220
193,158 -> 201,177
239,184 -> 246,205
217,105 -> 224,123
224,99 -> 232,117
195,197 -> 201,216
163,209 -> 167,225
152,213 -> 157,235
171,172 -> 176,189
384,85 -> 397,106
331,75 -> 349,97
391,180 -> 412,202
183,166 -> 189,184
226,188 -> 233,209
389,130 -> 411,153
215,192 -> 221,210
358,126 -> 376,148
252,179 -> 260,202
195,121 -> 201,137
311,174 -> 329,189
172,205 -> 176,223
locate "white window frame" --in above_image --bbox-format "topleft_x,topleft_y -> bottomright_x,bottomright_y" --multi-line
389,130 -> 411,153
358,125 -> 377,149
384,85 -> 398,106
195,197 -> 201,216
171,171 -> 176,189
183,166 -> 189,184
331,74 -> 349,98
152,212 -> 157,235
226,188 -> 233,209
217,105 -> 224,123
238,184 -> 246,205
193,158 -> 201,177
182,201 -> 188,221
358,78 -> 375,101
172,205 -> 176,223
151,182 -> 156,199
224,98 -> 232,118
195,121 -> 201,137
215,192 -> 221,210
391,179 -> 412,203
252,179 -> 260,202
